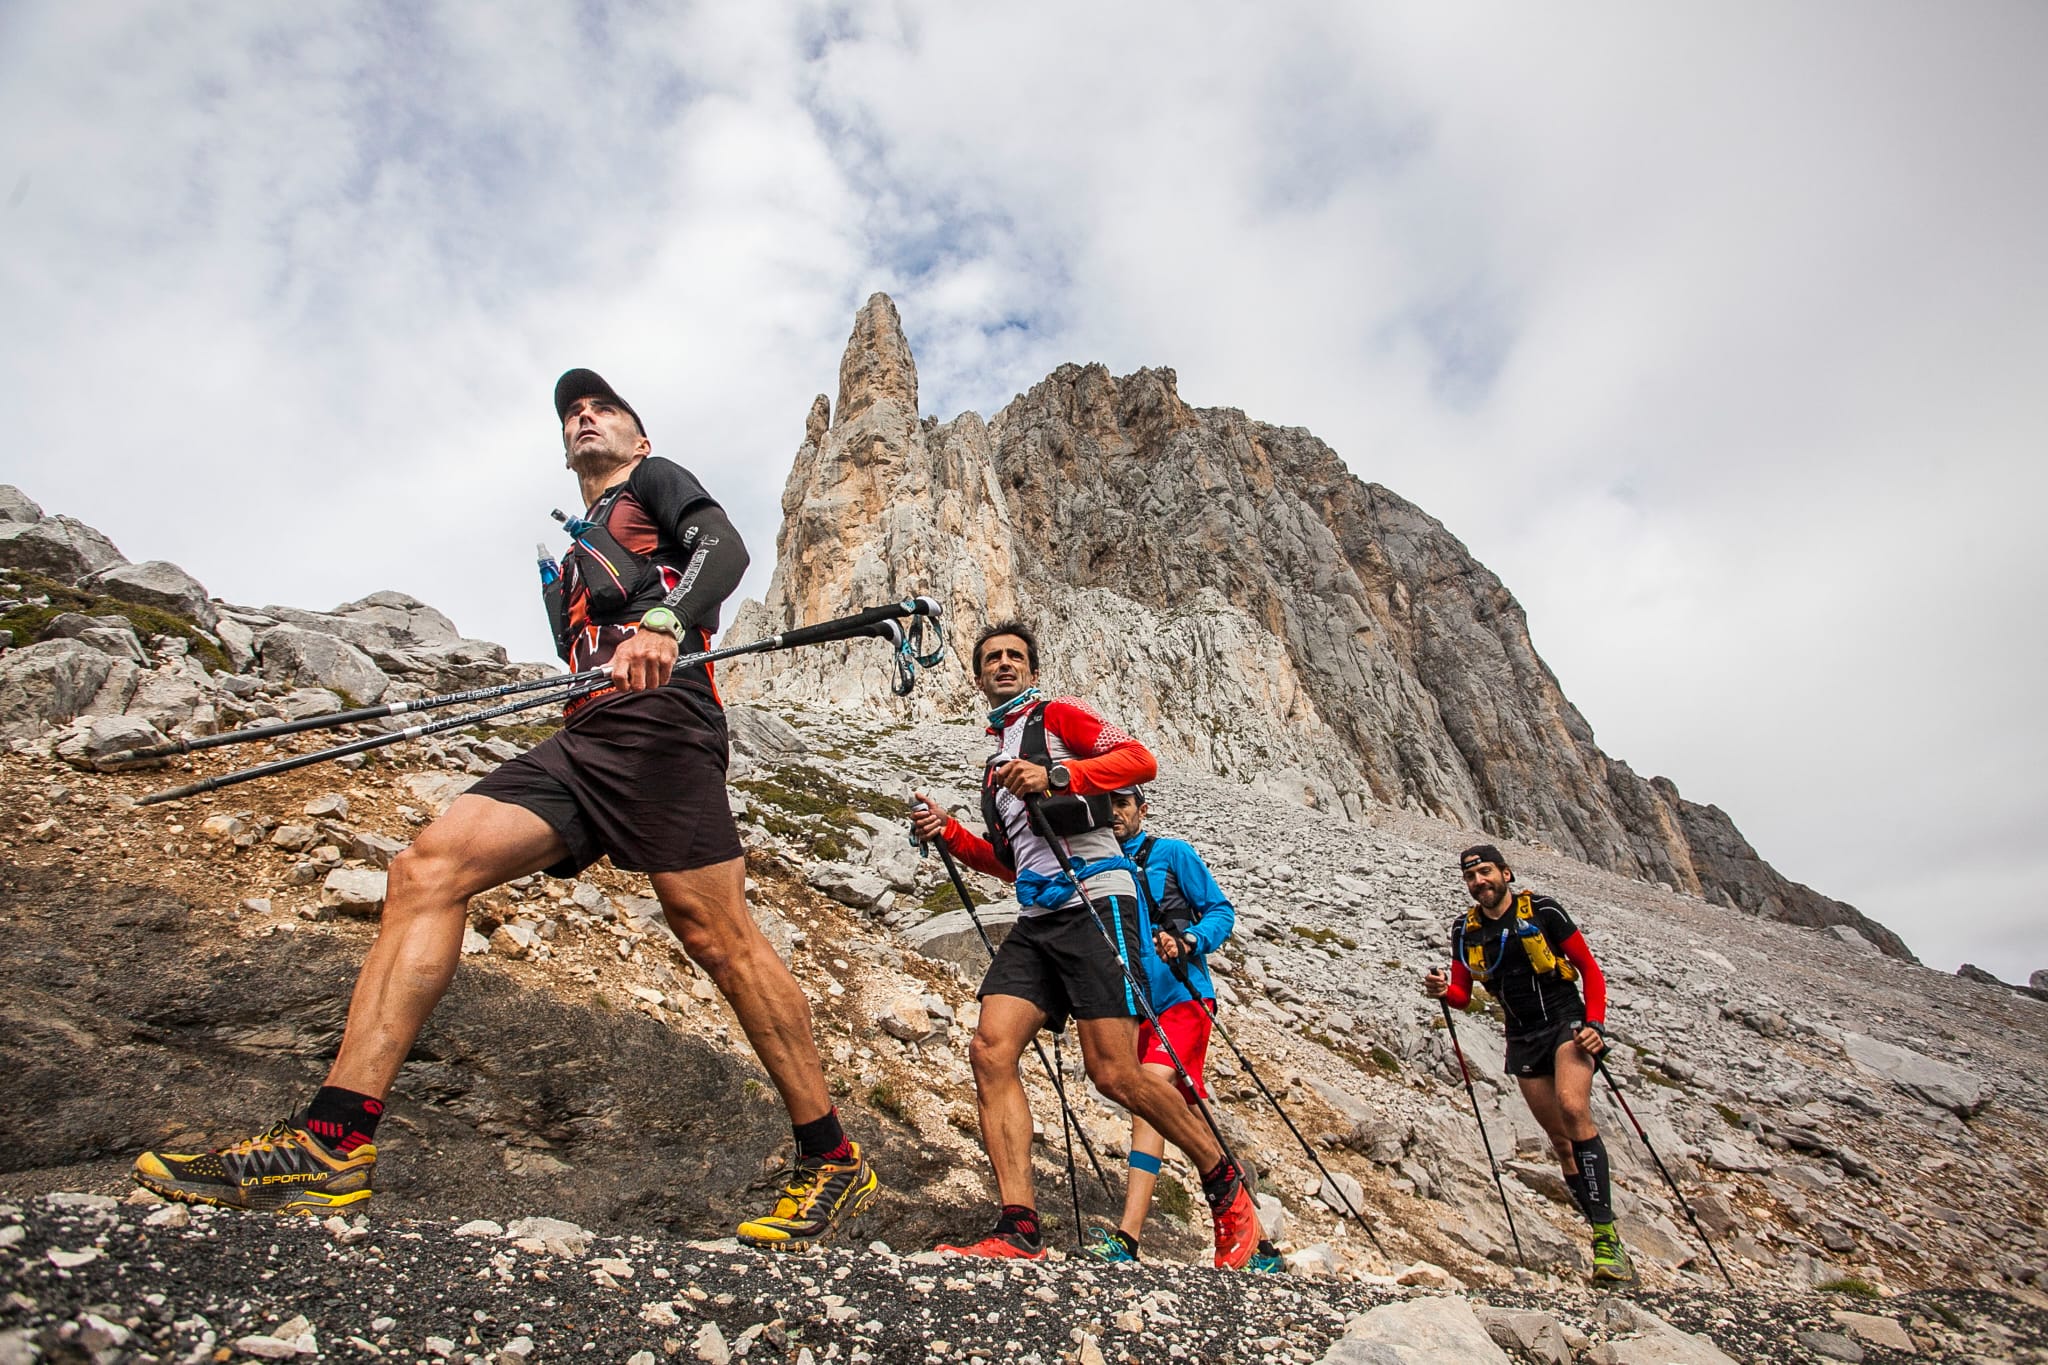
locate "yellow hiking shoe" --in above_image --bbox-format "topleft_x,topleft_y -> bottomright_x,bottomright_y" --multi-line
134,1121 -> 374,1214
737,1142 -> 879,1250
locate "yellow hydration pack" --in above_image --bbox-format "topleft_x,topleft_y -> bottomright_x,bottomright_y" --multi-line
1460,891 -> 1577,988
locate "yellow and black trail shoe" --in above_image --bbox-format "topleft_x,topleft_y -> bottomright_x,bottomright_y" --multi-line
133,1121 -> 375,1214
1590,1222 -> 1636,1283
737,1142 -> 880,1250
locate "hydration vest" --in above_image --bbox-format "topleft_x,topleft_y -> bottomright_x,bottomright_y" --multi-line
979,702 -> 1114,871
1457,891 -> 1577,988
541,479 -> 701,664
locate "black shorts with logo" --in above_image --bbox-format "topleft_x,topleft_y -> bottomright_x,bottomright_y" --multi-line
980,895 -> 1149,1033
468,684 -> 743,878
1505,1018 -> 1584,1079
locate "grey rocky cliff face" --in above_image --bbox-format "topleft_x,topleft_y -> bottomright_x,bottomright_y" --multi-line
727,296 -> 1911,960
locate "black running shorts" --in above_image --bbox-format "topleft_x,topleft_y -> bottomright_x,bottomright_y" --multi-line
1505,1018 -> 1583,1079
468,684 -> 743,878
979,895 -> 1150,1033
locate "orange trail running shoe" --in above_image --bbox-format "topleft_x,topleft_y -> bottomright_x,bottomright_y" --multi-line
133,1121 -> 374,1214
1210,1175 -> 1261,1269
935,1227 -> 1046,1260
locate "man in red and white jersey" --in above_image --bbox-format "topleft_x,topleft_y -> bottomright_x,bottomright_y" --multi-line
909,621 -> 1262,1267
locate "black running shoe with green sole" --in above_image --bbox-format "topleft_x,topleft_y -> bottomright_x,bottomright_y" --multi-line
133,1121 -> 375,1214
737,1142 -> 880,1250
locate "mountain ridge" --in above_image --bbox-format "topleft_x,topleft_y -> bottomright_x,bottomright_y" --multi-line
726,294 -> 1912,960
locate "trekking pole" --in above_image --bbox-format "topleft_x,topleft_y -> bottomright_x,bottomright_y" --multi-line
1438,996 -> 1526,1265
1052,1034 -> 1085,1248
1165,951 -> 1388,1257
1027,804 -> 1244,1183
96,668 -> 614,768
1593,1053 -> 1737,1291
104,596 -> 946,768
133,681 -> 610,806
919,814 -> 1117,1204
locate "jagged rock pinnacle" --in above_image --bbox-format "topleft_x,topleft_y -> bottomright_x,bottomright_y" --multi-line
835,293 -> 918,428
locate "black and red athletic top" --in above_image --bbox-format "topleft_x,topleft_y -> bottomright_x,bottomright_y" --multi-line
555,456 -> 748,712
1441,892 -> 1608,1037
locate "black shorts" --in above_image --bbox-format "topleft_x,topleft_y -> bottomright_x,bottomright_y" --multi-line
468,684 -> 743,879
979,896 -> 1149,1033
1505,1018 -> 1582,1078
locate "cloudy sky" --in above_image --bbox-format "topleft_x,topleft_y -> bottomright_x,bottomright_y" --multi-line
3,3 -> 2042,979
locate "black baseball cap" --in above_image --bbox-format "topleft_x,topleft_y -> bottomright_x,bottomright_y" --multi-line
554,369 -> 646,436
1459,844 -> 1510,874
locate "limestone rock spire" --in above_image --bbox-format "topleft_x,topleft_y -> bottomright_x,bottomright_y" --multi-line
836,293 -> 918,428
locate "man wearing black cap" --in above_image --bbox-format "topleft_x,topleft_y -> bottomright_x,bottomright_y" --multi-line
1424,844 -> 1632,1281
134,370 -> 879,1250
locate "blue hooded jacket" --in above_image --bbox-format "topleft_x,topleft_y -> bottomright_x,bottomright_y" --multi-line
1122,831 -> 1237,1010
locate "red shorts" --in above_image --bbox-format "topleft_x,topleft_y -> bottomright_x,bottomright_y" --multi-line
1137,999 -> 1214,1103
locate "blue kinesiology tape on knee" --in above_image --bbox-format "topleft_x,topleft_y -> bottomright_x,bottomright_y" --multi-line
1128,1150 -> 1163,1175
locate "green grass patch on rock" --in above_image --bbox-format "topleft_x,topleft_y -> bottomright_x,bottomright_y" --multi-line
0,570 -> 230,672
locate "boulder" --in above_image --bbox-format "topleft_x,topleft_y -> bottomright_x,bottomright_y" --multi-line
0,638 -> 140,740
1840,1031 -> 1989,1117
83,560 -> 217,629
39,612 -> 147,664
215,616 -> 257,671
877,995 -> 935,1042
2032,968 -> 2048,993
806,861 -> 890,911
1474,1308 -> 1572,1365
320,868 -> 388,916
904,902 -> 1019,973
256,623 -> 389,703
0,515 -> 126,580
1955,963 -> 2006,987
0,485 -> 43,523
1316,1169 -> 1367,1218
54,714 -> 164,768
1829,1312 -> 1914,1352
1321,1296 -> 1510,1364
725,705 -> 809,760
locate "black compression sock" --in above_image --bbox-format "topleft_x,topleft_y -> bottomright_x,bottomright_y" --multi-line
1200,1157 -> 1240,1206
1572,1135 -> 1614,1224
793,1108 -> 852,1163
303,1086 -> 383,1154
996,1204 -> 1041,1245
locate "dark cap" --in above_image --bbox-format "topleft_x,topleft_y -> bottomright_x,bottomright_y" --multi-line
1458,844 -> 1510,875
1112,785 -> 1147,803
554,368 -> 646,436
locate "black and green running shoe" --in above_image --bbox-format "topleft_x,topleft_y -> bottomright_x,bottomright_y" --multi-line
737,1142 -> 880,1250
1590,1222 -> 1636,1282
1083,1225 -> 1139,1263
133,1121 -> 375,1214
1248,1239 -> 1286,1273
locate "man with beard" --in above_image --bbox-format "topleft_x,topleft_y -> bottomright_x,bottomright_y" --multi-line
134,370 -> 878,1250
1424,844 -> 1633,1282
907,622 -> 1263,1266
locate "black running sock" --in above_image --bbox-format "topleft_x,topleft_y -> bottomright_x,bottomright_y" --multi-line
995,1204 -> 1041,1245
1200,1157 -> 1239,1207
1572,1135 -> 1614,1224
793,1108 -> 852,1163
303,1087 -> 383,1154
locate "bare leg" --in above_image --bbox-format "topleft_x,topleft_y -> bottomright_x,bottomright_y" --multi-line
1116,1061 -> 1177,1239
651,857 -> 832,1126
327,795 -> 566,1096
1551,1043 -> 1600,1143
1074,1016 -> 1221,1173
967,994 -> 1047,1208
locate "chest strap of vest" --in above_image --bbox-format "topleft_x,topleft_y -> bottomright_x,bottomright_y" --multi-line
1461,891 -> 1576,984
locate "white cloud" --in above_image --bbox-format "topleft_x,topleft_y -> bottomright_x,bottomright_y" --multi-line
2,1 -> 2042,979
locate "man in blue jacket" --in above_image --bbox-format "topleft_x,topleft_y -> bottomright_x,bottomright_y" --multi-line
1087,786 -> 1280,1270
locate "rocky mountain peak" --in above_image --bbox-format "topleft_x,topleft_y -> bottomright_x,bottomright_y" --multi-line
728,304 -> 1916,961
834,291 -> 919,430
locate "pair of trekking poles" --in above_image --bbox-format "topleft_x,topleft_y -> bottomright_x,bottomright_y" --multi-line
1437,997 -> 1738,1289
103,597 -> 948,805
920,805 -> 1388,1258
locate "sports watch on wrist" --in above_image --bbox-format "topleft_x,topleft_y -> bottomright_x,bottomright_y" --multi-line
638,606 -> 681,638
1047,763 -> 1072,793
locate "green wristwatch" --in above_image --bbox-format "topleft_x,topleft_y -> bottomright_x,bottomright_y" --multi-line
638,606 -> 681,638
